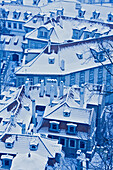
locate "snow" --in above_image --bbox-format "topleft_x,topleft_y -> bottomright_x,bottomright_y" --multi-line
39,127 -> 88,140
1,35 -> 23,52
11,153 -> 47,170
0,134 -> 62,158
1,155 -> 13,160
44,102 -> 92,125
16,39 -> 113,76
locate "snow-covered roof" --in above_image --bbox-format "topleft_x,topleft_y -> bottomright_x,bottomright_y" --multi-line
16,40 -> 113,76
44,101 -> 93,125
1,35 -> 23,52
0,3 -> 41,22
11,153 -> 47,170
0,134 -> 62,158
25,18 -> 112,43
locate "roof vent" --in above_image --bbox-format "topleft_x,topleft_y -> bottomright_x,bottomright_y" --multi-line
76,53 -> 83,59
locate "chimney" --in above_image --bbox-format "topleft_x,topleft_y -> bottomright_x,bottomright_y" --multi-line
46,79 -> 58,97
48,40 -> 51,54
25,78 -> 30,97
54,79 -> 58,97
80,84 -> 84,107
50,85 -> 54,105
40,80 -> 44,97
59,81 -> 64,97
10,113 -> 15,125
22,123 -> 26,134
60,59 -> 65,71
32,99 -> 36,125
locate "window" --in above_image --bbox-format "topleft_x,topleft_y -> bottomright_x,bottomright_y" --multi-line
18,78 -> 24,86
70,73 -> 75,86
14,14 -> 17,19
19,23 -> 22,29
98,67 -> 103,84
8,22 -> 11,28
109,16 -> 111,21
86,33 -> 90,38
79,71 -> 85,86
44,32 -> 48,38
33,0 -> 36,4
63,109 -> 71,117
49,121 -> 60,132
79,12 -> 82,17
39,31 -> 43,37
67,124 -> 77,134
59,137 -> 66,147
28,78 -> 33,85
7,143 -> 11,147
89,69 -> 94,83
5,160 -> 9,166
106,65 -> 112,92
79,140 -> 86,149
69,139 -> 76,148
13,23 -> 17,29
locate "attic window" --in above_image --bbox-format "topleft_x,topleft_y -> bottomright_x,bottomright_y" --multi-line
33,18 -> 37,23
63,109 -> 71,117
5,37 -> 11,44
14,38 -> 19,45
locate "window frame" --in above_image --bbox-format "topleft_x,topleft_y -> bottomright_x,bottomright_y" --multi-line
69,139 -> 76,148
13,22 -> 17,29
19,23 -> 22,29
8,22 -> 11,28
49,121 -> 60,132
67,124 -> 77,134
79,140 -> 86,150
59,137 -> 66,147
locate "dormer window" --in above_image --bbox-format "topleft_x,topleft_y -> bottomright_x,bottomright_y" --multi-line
38,27 -> 49,39
48,56 -> 55,64
108,13 -> 113,22
92,10 -> 100,19
49,121 -> 60,132
1,155 -> 13,169
57,9 -> 64,16
90,48 -> 106,62
13,10 -> 21,19
5,137 -> 15,148
72,29 -> 79,39
2,9 -> 9,18
5,37 -> 11,44
29,140 -> 39,151
67,123 -> 77,134
63,109 -> 71,117
24,11 -> 32,20
78,9 -> 86,18
33,0 -> 38,5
